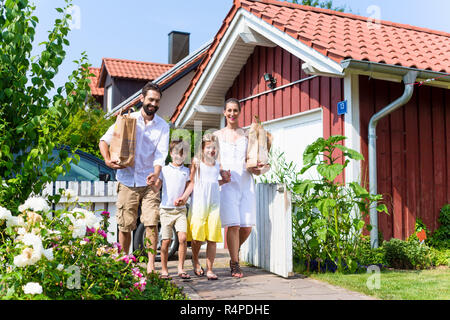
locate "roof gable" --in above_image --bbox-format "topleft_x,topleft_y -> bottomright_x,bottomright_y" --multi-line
171,0 -> 450,126
97,58 -> 174,88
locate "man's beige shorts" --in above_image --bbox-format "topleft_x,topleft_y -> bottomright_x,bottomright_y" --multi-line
160,207 -> 187,240
116,183 -> 160,232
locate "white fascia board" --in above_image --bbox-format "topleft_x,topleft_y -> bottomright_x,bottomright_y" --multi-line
175,8 -> 345,127
194,105 -> 224,114
343,74 -> 361,185
241,10 -> 344,76
175,11 -> 248,128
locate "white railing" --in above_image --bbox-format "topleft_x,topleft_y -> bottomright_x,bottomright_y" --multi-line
239,183 -> 294,278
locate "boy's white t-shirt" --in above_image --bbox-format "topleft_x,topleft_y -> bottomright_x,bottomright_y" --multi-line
159,163 -> 190,209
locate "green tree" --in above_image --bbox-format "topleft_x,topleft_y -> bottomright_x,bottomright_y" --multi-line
56,98 -> 115,159
289,0 -> 347,12
0,0 -> 92,210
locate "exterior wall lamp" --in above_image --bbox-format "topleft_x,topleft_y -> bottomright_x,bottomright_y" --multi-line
264,73 -> 277,89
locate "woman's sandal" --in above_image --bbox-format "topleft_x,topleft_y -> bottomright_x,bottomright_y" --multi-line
230,260 -> 243,278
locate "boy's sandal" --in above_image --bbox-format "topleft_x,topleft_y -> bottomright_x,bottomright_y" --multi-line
193,266 -> 205,277
206,272 -> 219,281
230,261 -> 243,278
178,272 -> 191,280
159,273 -> 172,280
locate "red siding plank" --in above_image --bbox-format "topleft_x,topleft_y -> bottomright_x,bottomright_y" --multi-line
404,90 -> 419,238
251,47 -> 260,124
266,47 -> 275,121
282,49 -> 291,117
238,65 -> 246,128
300,61 -> 310,112
321,76 -> 331,140
418,86 -> 434,232
375,79 -> 393,241
431,87 -> 446,231
274,46 -> 283,119
258,47 -> 267,122
389,82 -> 405,239
310,76 -> 320,111
291,55 -> 301,115
447,90 -> 450,204
244,56 -> 253,127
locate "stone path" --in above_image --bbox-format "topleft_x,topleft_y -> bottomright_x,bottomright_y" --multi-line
157,248 -> 377,300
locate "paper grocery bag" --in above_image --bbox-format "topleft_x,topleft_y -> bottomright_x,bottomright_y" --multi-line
109,110 -> 136,167
246,116 -> 272,174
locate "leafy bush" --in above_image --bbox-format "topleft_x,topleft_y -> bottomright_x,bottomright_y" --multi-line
56,102 -> 115,159
292,135 -> 388,273
0,0 -> 92,210
355,237 -> 387,267
430,247 -> 450,267
383,238 -> 433,270
0,192 -> 186,300
429,204 -> 450,249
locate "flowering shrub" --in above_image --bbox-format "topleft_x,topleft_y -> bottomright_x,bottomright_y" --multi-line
0,191 -> 186,300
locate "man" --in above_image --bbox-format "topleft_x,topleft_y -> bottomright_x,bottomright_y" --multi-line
99,82 -> 169,275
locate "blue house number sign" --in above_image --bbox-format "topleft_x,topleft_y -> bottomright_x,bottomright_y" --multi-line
337,100 -> 347,115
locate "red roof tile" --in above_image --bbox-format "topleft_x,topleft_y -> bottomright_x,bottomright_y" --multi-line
98,58 -> 174,87
88,67 -> 103,97
171,0 -> 450,123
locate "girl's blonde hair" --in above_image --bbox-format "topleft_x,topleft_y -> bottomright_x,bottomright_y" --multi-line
193,133 -> 219,179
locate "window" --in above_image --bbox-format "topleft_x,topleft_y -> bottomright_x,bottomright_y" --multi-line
106,85 -> 113,112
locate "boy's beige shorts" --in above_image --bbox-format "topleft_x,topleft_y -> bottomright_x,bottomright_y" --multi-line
160,207 -> 188,240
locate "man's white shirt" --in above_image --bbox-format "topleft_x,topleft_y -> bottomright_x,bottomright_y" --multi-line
100,111 -> 170,187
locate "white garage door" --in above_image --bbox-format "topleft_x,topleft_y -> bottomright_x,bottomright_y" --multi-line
262,109 -> 323,181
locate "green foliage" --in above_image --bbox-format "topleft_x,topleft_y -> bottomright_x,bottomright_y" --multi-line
56,101 -> 115,159
257,148 -> 301,190
0,0 -> 92,210
354,237 -> 387,267
429,204 -> 450,249
292,135 -> 388,273
289,0 -> 347,12
0,194 -> 186,300
383,238 -> 433,270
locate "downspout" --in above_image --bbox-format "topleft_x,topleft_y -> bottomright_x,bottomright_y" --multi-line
368,71 -> 417,248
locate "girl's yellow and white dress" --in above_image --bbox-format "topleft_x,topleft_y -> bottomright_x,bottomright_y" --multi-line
187,161 -> 223,243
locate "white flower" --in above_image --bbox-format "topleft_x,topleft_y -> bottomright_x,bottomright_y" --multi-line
19,196 -> 50,213
63,189 -> 78,203
43,247 -> 54,261
0,206 -> 12,220
22,282 -> 43,295
57,264 -> 64,271
68,208 -> 101,238
6,215 -> 25,228
13,233 -> 44,267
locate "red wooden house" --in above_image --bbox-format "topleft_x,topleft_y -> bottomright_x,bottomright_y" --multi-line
170,0 -> 450,244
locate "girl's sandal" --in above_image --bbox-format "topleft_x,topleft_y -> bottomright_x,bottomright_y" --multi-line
192,259 -> 205,277
230,260 -> 243,278
207,272 -> 219,281
159,273 -> 172,280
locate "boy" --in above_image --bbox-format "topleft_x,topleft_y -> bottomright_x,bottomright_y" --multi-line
154,139 -> 191,280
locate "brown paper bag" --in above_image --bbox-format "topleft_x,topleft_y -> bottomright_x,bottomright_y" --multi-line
246,116 -> 272,174
109,110 -> 136,167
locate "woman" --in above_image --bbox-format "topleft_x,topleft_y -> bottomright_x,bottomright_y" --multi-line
214,98 -> 262,278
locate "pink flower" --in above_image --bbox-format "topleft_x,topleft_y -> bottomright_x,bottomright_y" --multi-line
86,227 -> 96,235
101,211 -> 110,218
97,229 -> 107,239
113,242 -> 122,253
132,267 -> 143,279
133,278 -> 146,292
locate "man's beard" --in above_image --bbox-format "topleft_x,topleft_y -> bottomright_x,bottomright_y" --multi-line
142,103 -> 158,116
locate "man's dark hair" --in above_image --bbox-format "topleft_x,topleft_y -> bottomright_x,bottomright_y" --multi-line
142,82 -> 162,98
224,98 -> 241,111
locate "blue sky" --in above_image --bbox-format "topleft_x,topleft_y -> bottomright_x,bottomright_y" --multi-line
31,0 -> 450,93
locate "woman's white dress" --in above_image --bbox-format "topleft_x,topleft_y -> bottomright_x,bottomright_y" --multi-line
217,134 -> 256,227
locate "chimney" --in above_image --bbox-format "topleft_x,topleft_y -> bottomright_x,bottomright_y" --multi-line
168,31 -> 190,64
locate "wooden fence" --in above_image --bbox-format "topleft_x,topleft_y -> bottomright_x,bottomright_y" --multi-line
239,183 -> 294,278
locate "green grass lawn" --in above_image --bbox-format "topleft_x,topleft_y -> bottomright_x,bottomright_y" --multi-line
308,267 -> 450,300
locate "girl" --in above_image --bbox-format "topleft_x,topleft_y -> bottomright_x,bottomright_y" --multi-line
175,133 -> 229,280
